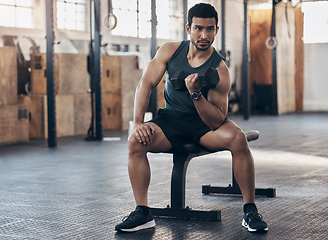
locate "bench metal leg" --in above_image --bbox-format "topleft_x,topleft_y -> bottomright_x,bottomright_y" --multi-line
150,206 -> 221,221
150,152 -> 221,221
202,184 -> 276,197
202,171 -> 276,198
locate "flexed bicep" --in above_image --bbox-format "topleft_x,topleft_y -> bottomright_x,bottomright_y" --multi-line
207,61 -> 231,117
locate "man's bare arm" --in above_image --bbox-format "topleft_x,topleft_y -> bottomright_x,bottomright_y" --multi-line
185,60 -> 231,130
132,42 -> 179,144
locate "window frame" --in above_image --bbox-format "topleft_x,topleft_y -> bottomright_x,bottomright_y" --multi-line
54,0 -> 90,41
111,0 -> 186,40
0,0 -> 36,29
0,0 -> 46,38
55,0 -> 88,32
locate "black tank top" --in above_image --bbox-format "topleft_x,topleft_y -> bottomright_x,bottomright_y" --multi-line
164,40 -> 224,113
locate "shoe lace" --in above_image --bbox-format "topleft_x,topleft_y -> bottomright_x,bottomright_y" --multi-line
246,211 -> 263,222
122,211 -> 140,222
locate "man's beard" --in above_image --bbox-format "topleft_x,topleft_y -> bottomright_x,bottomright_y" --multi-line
191,39 -> 212,51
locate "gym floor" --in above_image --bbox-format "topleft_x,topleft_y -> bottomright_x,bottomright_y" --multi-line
0,113 -> 327,240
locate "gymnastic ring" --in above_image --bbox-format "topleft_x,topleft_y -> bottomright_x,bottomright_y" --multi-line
265,36 -> 277,50
104,13 -> 117,30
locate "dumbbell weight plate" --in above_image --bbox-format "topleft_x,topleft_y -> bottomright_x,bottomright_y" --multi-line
171,70 -> 190,91
171,67 -> 220,91
198,67 -> 220,89
206,67 -> 220,89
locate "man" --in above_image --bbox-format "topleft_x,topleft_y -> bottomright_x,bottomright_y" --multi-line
115,3 -> 268,233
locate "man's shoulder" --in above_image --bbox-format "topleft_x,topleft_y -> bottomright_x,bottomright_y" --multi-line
157,41 -> 184,62
160,41 -> 182,53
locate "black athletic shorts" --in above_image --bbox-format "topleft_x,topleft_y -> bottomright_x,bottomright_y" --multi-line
149,108 -> 211,152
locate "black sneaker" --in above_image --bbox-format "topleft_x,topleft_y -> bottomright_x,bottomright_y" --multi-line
242,211 -> 268,233
115,207 -> 156,232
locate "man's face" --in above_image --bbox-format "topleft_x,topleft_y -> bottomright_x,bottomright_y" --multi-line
186,17 -> 218,51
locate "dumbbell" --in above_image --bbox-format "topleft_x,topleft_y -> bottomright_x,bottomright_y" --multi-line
171,67 -> 219,91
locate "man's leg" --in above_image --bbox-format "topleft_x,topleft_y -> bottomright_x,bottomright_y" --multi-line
115,123 -> 171,232
200,119 -> 268,233
200,119 -> 255,203
128,122 -> 172,206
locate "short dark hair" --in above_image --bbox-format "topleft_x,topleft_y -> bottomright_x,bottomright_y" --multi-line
187,3 -> 218,27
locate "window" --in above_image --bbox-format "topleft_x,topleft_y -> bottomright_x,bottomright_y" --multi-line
0,0 -> 35,28
111,0 -> 182,39
111,0 -> 153,38
138,0 -> 151,38
111,0 -> 216,40
302,1 -> 328,44
156,1 -> 170,39
56,0 -> 87,31
111,0 -> 138,37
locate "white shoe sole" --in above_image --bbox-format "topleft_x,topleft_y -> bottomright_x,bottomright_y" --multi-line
242,219 -> 268,233
118,220 -> 156,232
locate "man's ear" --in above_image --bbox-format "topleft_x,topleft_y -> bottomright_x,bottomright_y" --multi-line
186,24 -> 191,35
215,26 -> 219,35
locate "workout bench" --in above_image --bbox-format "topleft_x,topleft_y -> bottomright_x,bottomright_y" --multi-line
149,130 -> 276,221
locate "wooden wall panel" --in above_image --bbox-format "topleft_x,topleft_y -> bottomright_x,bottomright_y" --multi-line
294,7 -> 304,111
102,55 -> 142,130
250,3 -> 297,115
74,93 -> 91,136
119,56 -> 142,130
102,55 -> 121,93
18,95 -> 74,139
30,53 -> 88,95
0,47 -> 18,106
249,9 -> 272,88
30,53 -> 56,95
102,92 -> 122,130
57,54 -> 89,94
18,95 -> 47,139
55,95 -> 74,137
0,104 -> 29,146
276,2 -> 296,114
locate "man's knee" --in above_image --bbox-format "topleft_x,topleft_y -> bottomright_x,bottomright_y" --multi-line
128,134 -> 146,156
229,129 -> 248,152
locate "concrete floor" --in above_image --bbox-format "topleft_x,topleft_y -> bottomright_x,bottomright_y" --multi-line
0,113 -> 327,239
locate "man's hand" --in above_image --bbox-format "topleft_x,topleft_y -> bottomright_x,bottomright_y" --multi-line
185,73 -> 201,93
133,122 -> 155,145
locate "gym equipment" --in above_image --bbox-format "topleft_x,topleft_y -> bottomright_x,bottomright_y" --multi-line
171,70 -> 190,90
198,67 -> 220,89
104,0 -> 117,31
149,130 -> 276,221
46,0 -> 56,147
171,67 -> 219,91
86,0 -> 103,141
265,36 -> 277,50
104,13 -> 117,30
